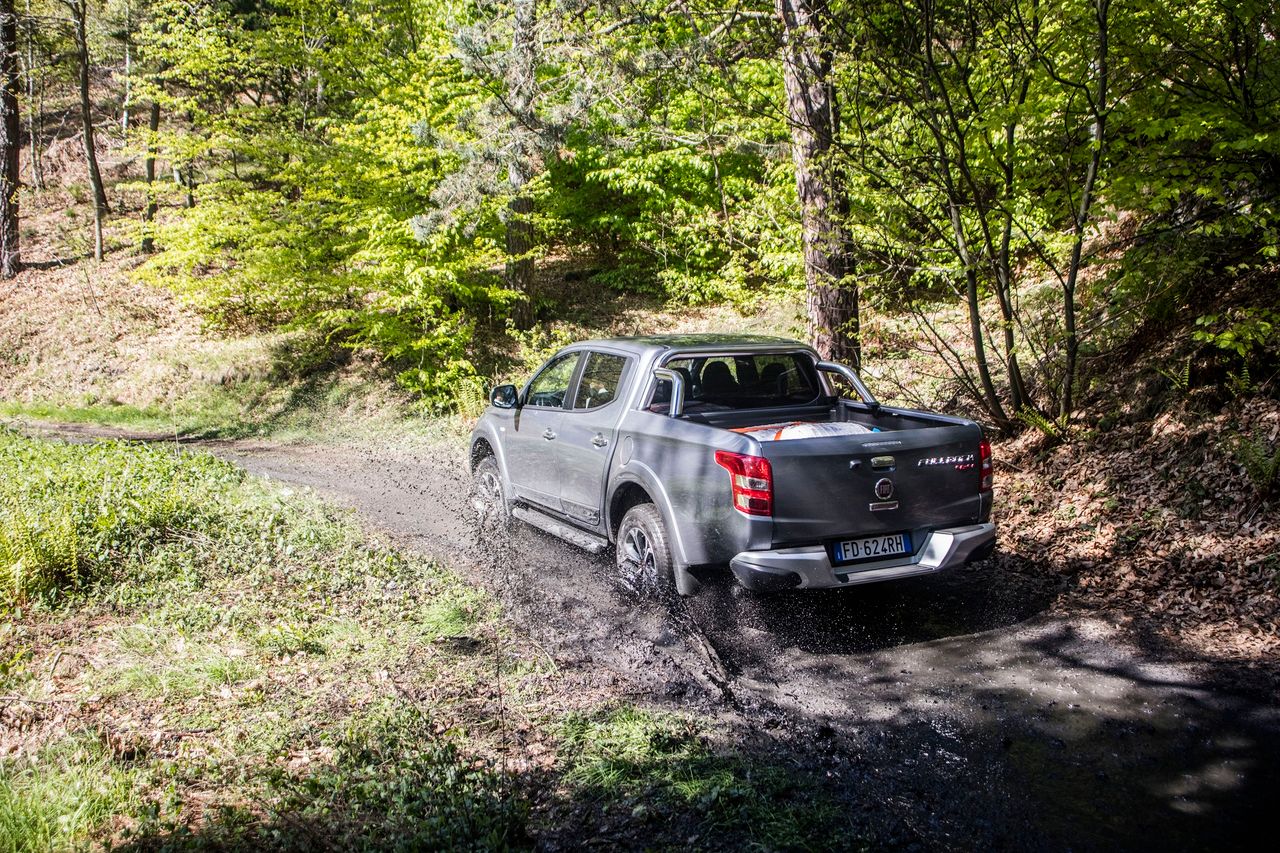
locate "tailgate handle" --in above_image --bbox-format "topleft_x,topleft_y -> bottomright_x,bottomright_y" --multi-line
871,455 -> 895,471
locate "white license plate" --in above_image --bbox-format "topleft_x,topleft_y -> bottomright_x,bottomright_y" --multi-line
830,532 -> 912,566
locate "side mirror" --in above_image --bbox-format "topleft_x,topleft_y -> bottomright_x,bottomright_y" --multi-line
490,384 -> 520,409
486,384 -> 517,409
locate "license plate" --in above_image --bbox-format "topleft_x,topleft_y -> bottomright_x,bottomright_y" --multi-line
829,532 -> 912,567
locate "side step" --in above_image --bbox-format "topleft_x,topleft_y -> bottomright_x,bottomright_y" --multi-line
512,506 -> 610,554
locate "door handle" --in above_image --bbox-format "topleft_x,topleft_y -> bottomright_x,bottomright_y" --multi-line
591,434 -> 609,448
542,429 -> 557,441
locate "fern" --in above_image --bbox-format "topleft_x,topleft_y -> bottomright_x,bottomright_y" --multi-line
1232,434 -> 1280,496
1158,356 -> 1193,394
1016,406 -> 1067,442
451,375 -> 491,421
1228,362 -> 1254,397
0,497 -> 83,607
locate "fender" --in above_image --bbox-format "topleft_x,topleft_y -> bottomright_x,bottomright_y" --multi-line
607,463 -> 700,596
470,421 -> 513,490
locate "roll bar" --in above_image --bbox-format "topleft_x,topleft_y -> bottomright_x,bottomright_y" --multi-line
816,361 -> 881,412
652,367 -> 686,418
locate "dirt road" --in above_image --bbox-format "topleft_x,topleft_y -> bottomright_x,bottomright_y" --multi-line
29,423 -> 1280,850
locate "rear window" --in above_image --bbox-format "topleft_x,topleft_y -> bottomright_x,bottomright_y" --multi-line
648,353 -> 823,413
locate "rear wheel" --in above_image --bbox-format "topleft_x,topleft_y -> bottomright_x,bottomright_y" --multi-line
471,456 -> 509,531
616,503 -> 674,599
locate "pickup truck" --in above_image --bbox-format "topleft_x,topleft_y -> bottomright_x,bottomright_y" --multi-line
469,334 -> 995,597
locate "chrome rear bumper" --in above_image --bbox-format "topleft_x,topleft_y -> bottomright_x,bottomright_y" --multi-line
728,523 -> 996,591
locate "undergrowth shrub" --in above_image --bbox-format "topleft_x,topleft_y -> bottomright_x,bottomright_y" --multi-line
0,431 -> 242,609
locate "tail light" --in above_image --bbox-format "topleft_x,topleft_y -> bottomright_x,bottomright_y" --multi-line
714,450 -> 773,516
979,439 -> 993,492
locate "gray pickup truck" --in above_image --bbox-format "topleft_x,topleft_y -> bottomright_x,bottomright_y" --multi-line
469,334 -> 995,597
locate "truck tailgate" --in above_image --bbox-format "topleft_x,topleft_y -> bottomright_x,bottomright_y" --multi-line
759,423 -> 985,547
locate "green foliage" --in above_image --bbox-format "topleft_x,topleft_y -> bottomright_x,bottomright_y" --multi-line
1015,407 -> 1068,443
124,0 -> 1277,422
1194,309 -> 1280,362
509,324 -> 577,377
0,497 -> 81,608
1158,357 -> 1194,395
255,619 -> 328,658
138,0 -> 503,405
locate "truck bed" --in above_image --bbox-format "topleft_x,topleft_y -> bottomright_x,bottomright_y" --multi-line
689,400 -> 986,549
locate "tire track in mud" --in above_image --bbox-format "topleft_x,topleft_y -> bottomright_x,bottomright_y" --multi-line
24,422 -> 1280,852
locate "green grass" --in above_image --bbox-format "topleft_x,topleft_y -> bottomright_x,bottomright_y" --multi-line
0,432 -> 526,850
418,588 -> 488,639
99,624 -> 263,701
558,706 -> 855,851
0,399 -> 199,432
0,735 -> 140,853
0,429 -> 242,609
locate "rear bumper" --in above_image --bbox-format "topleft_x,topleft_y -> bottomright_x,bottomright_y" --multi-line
728,523 -> 996,592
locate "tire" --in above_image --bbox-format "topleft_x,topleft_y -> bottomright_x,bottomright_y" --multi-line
615,503 -> 675,599
471,456 -> 510,531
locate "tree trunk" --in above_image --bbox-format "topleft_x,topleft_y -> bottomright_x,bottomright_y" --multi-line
948,199 -> 1009,425
141,100 -> 159,253
1,0 -> 20,278
180,108 -> 196,207
69,0 -> 109,260
120,15 -> 130,132
22,0 -> 39,190
505,0 -> 537,329
1058,0 -> 1109,424
776,0 -> 859,368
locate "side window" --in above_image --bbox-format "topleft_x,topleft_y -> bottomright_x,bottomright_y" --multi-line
525,353 -> 580,409
573,353 -> 628,410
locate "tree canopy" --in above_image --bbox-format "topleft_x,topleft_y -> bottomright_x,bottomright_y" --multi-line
8,0 -> 1278,422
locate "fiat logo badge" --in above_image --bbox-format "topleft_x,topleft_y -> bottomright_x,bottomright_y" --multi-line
874,478 -> 894,500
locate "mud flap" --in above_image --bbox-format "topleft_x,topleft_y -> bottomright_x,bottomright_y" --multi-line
674,565 -> 700,597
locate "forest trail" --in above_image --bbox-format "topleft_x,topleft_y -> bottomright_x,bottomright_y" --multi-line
23,419 -> 1280,850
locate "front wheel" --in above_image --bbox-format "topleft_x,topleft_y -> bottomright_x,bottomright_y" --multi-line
616,503 -> 675,599
471,456 -> 509,531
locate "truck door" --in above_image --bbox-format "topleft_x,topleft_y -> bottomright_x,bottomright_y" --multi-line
556,351 -> 631,529
505,351 -> 581,512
